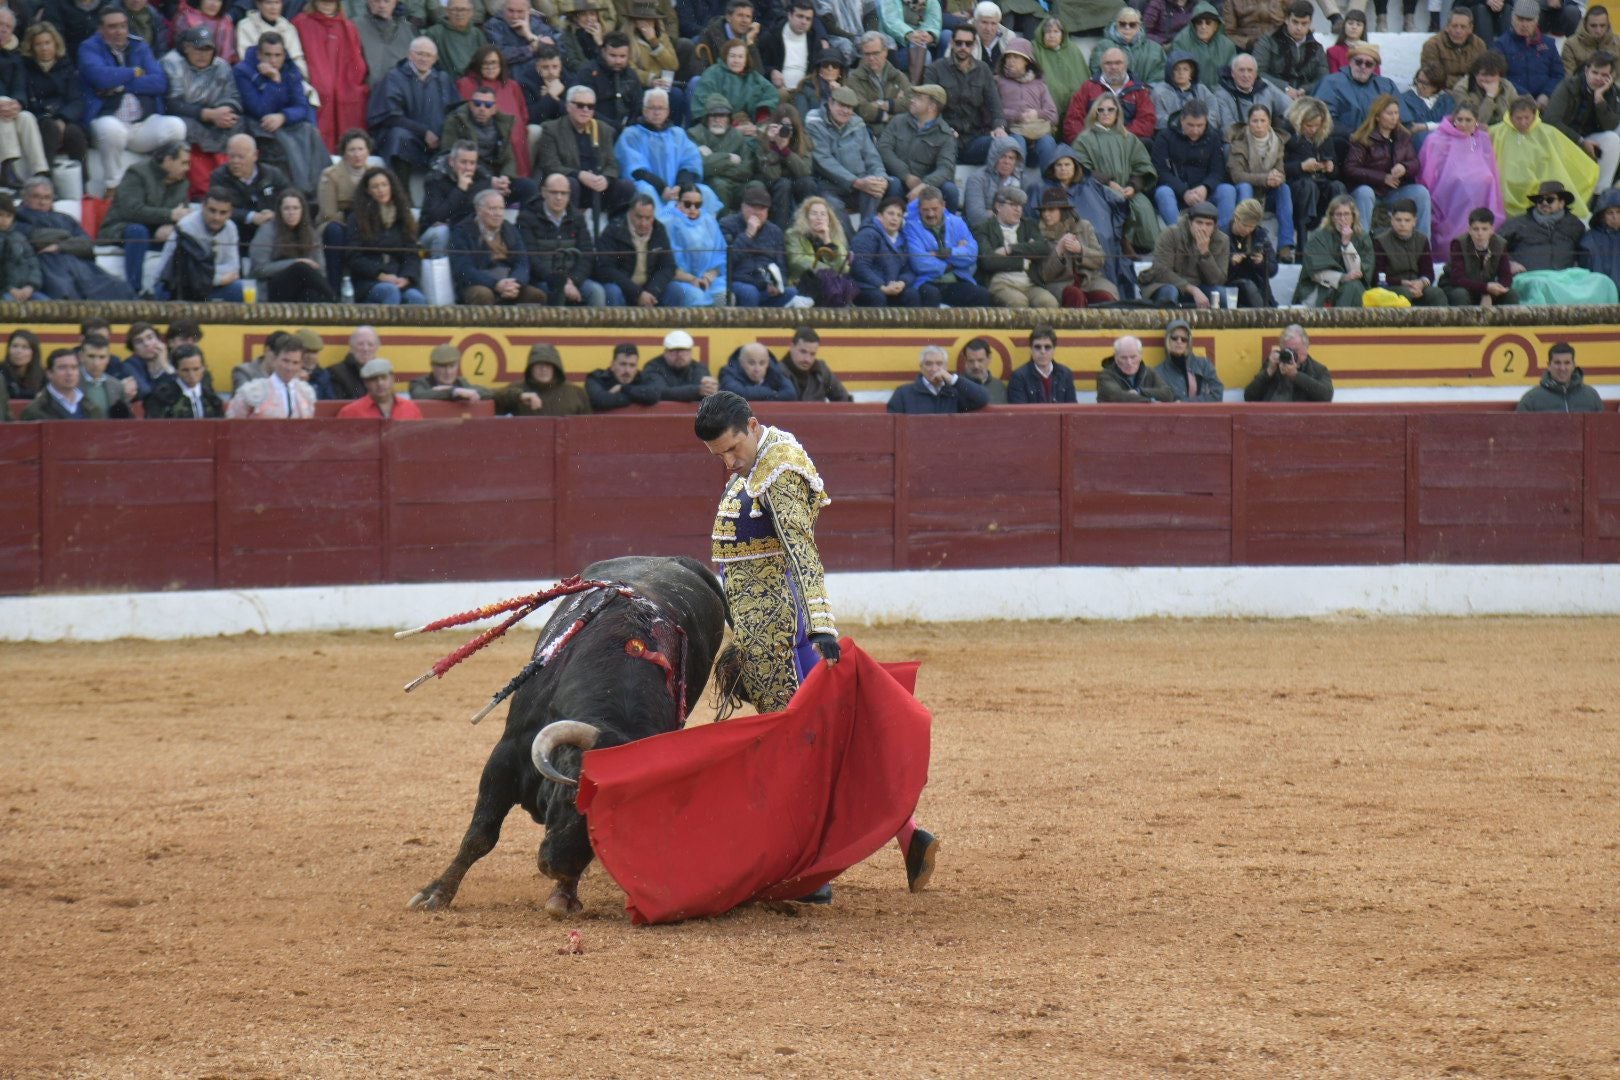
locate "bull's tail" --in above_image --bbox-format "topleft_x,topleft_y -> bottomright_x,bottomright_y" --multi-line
531,720 -> 601,787
711,642 -> 751,722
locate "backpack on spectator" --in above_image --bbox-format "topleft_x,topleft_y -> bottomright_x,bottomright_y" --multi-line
161,232 -> 215,301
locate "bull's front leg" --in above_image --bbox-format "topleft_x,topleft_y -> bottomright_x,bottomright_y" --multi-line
409,739 -> 524,911
538,753 -> 594,918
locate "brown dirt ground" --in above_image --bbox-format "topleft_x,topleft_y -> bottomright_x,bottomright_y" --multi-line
2,618 -> 1618,1079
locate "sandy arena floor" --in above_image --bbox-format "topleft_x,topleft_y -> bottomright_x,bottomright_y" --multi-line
2,618 -> 1617,1078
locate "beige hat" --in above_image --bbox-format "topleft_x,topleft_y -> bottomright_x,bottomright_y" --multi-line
360,358 -> 394,379
295,328 -> 324,351
430,343 -> 460,366
913,83 -> 947,107
830,86 -> 860,107
1348,41 -> 1381,61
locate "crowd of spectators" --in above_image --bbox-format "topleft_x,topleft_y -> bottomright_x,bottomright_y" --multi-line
0,0 -> 1616,308
3,317 -> 1605,416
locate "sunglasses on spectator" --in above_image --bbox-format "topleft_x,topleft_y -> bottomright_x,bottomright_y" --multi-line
1168,334 -> 1189,342
680,199 -> 704,208
1117,18 -> 1140,24
472,99 -> 496,108
1536,195 -> 1563,205
1350,58 -> 1376,67
571,100 -> 596,109
1031,342 -> 1055,351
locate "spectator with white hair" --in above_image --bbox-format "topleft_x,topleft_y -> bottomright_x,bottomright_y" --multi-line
1090,6 -> 1166,84
1097,334 -> 1175,402
451,187 -> 548,305
970,2 -> 1015,65
80,6 -> 187,192
326,324 -> 380,399
614,86 -> 720,214
538,82 -> 636,218
14,176 -> 137,300
887,343 -> 991,413
368,36 -> 460,176
1244,323 -> 1334,402
973,185 -> 1059,307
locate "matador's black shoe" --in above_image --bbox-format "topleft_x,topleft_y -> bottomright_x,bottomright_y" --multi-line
793,883 -> 834,904
905,829 -> 940,893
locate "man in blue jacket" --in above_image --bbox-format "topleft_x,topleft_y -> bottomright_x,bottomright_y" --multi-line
1496,0 -> 1569,104
1007,325 -> 1079,403
850,195 -> 919,307
902,185 -> 992,306
887,344 -> 991,413
232,34 -> 327,193
1311,41 -> 1397,133
80,5 -> 185,192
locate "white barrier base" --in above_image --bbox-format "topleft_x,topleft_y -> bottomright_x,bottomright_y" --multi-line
3,565 -> 1618,642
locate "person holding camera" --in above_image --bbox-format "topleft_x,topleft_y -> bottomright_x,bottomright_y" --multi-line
1244,323 -> 1334,401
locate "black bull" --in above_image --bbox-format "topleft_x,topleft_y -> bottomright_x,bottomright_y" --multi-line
409,556 -> 728,916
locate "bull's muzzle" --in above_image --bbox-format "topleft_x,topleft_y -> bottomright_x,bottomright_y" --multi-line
531,720 -> 601,787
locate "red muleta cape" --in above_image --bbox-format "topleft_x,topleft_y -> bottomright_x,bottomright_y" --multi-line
576,640 -> 931,925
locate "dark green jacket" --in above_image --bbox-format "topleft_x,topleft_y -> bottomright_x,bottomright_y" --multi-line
99,159 -> 189,240
1516,367 -> 1605,412
972,214 -> 1055,281
0,226 -> 42,293
21,391 -> 106,420
1097,356 -> 1176,402
442,104 -> 518,179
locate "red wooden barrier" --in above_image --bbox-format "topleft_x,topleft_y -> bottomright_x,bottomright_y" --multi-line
554,416 -> 715,572
41,423 -> 217,591
1233,414 -> 1406,565
900,413 -> 1062,569
1065,412 -> 1233,565
385,419 -> 557,582
0,425 -> 41,593
775,413 -> 896,571
217,422 -> 384,587
1587,413 -> 1620,561
1408,414 -> 1585,563
9,410 -> 1620,598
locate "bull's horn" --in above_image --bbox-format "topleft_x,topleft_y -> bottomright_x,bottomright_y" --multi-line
531,721 -> 600,787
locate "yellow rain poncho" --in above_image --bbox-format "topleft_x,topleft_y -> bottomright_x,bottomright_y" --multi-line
1489,113 -> 1599,219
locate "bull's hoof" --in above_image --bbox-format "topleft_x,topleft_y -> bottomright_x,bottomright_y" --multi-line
544,886 -> 583,918
408,884 -> 453,911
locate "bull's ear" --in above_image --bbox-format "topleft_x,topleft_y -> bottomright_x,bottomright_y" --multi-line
531,720 -> 601,787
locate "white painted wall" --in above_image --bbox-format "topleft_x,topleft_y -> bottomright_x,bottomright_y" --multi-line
3,565 -> 1617,642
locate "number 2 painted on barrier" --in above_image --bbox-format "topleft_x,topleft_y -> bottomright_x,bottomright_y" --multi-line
1501,348 -> 1515,373
469,348 -> 488,376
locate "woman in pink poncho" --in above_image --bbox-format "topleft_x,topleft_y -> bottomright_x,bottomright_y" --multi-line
1418,103 -> 1504,254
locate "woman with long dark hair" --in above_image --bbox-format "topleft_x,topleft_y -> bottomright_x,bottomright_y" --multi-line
252,189 -> 338,302
345,166 -> 425,304
4,328 -> 44,402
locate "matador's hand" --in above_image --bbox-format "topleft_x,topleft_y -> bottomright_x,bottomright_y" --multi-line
811,633 -> 840,665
